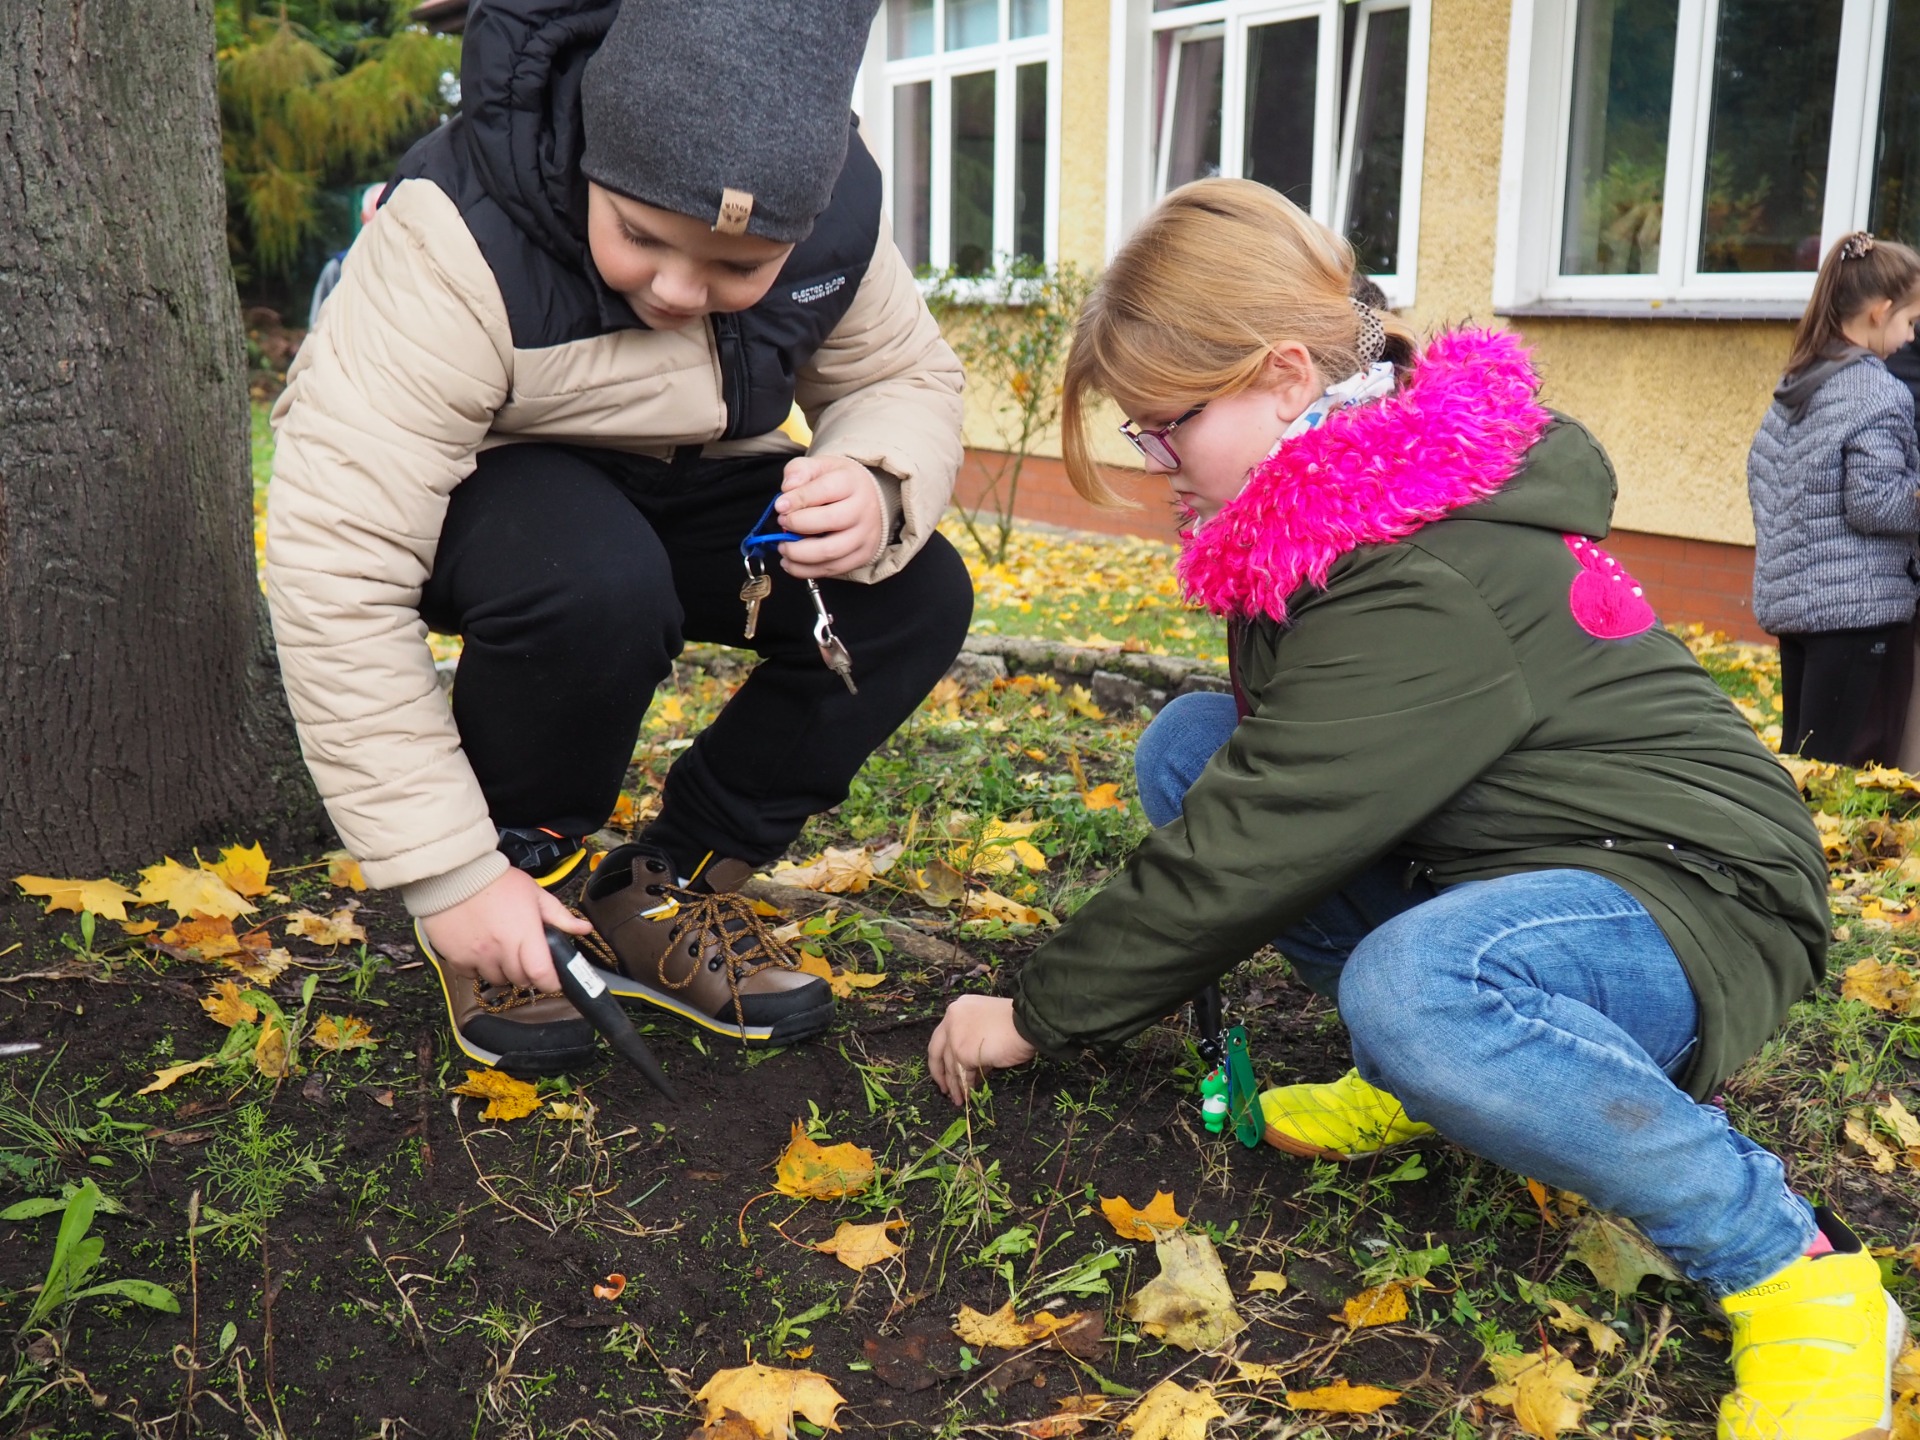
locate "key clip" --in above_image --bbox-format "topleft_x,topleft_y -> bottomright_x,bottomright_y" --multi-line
741,495 -> 802,558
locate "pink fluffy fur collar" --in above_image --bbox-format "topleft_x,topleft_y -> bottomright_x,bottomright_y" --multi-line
1177,327 -> 1552,622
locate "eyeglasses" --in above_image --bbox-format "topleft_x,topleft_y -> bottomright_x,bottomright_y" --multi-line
1118,405 -> 1206,469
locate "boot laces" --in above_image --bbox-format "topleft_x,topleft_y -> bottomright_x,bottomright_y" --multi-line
572,885 -> 799,1030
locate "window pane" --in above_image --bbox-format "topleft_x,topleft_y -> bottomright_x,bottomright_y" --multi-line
1161,31 -> 1223,192
1341,8 -> 1409,274
1560,0 -> 1674,276
1698,0 -> 1843,273
1015,62 -> 1048,261
887,0 -> 934,60
947,0 -> 998,50
1243,17 -> 1318,211
951,69 -> 997,275
1012,0 -> 1048,40
893,81 -> 933,271
1870,0 -> 1920,244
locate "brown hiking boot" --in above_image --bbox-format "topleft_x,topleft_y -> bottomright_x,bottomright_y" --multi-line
417,920 -> 599,1077
578,843 -> 833,1045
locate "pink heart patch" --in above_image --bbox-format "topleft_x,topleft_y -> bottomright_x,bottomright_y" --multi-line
1564,535 -> 1656,640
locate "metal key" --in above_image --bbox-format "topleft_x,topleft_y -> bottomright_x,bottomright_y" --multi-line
805,579 -> 858,694
739,554 -> 773,640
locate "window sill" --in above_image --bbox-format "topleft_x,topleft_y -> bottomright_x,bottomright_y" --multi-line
1495,298 -> 1805,322
915,275 -> 1044,307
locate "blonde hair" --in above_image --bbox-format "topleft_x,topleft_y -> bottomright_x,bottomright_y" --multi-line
1062,178 -> 1417,504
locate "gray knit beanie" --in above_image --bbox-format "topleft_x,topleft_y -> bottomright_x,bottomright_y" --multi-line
580,0 -> 881,245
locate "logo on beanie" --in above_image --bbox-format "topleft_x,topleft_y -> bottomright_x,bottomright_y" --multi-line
715,187 -> 754,236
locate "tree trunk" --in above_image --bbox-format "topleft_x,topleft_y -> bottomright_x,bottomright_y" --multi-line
0,0 -> 320,876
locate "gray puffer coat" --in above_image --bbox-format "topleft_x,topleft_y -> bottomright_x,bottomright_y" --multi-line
1748,350 -> 1920,634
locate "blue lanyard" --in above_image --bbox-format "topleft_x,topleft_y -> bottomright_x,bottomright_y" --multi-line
741,496 -> 802,557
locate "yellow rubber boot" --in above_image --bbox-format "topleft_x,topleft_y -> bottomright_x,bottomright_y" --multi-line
1257,1068 -> 1435,1161
1718,1214 -> 1908,1440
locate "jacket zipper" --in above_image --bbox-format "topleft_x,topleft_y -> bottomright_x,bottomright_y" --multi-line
715,313 -> 750,439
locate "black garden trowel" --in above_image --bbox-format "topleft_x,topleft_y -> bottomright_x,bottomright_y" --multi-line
545,927 -> 678,1102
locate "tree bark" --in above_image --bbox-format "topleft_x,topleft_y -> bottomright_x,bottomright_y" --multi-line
0,0 -> 320,876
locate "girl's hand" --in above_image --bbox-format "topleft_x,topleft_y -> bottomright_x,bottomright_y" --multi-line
928,995 -> 1038,1106
775,454 -> 886,577
419,867 -> 592,992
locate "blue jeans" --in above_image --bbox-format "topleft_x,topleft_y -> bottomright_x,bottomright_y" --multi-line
1135,691 -> 1817,1296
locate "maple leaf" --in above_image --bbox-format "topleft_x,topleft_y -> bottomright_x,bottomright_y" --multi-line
813,1219 -> 904,1272
254,1020 -> 290,1078
1880,1097 -> 1920,1151
310,1015 -> 377,1052
794,951 -> 887,1002
1081,782 -> 1124,811
1562,1213 -> 1680,1297
323,849 -> 367,892
1245,1271 -> 1287,1295
773,1121 -> 874,1200
136,858 -> 257,921
137,1058 -> 217,1094
766,847 -> 879,894
222,947 -> 294,985
1544,1298 -> 1623,1356
1116,1380 -> 1225,1440
161,916 -> 244,960
1846,1113 -> 1900,1173
1100,1190 -> 1187,1240
13,874 -> 140,922
1842,957 -> 1920,1015
906,858 -> 967,908
283,908 -> 367,947
201,980 -> 260,1029
205,842 -> 272,898
692,1363 -> 845,1438
1064,684 -> 1106,720
1337,1280 -> 1410,1329
962,885 -> 1056,927
1124,1230 -> 1246,1351
451,1068 -> 541,1121
949,817 -> 1048,877
120,919 -> 160,936
1481,1347 -> 1599,1439
1016,1397 -> 1112,1438
1285,1379 -> 1402,1414
952,1302 -> 1084,1349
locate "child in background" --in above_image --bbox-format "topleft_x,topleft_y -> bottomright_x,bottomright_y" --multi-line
928,180 -> 1903,1435
1749,231 -> 1920,766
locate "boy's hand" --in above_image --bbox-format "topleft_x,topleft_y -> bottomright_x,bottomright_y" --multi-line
775,454 -> 886,578
418,867 -> 592,993
928,995 -> 1038,1106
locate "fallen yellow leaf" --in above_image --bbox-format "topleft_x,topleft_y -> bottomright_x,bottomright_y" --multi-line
451,1068 -> 541,1121
1064,684 -> 1106,720
1229,1360 -> 1290,1384
1847,1113 -> 1899,1173
254,1020 -> 290,1078
952,1302 -> 1084,1349
12,874 -> 140,922
221,947 -> 294,985
1563,1213 -> 1681,1296
1245,1271 -> 1288,1295
773,1121 -> 874,1200
1337,1281 -> 1409,1329
1116,1380 -> 1224,1440
1482,1347 -> 1599,1439
1880,1097 -> 1920,1150
324,849 -> 367,892
813,1219 -> 905,1272
161,916 -> 244,960
136,858 -> 256,921
1545,1299 -> 1623,1356
949,817 -> 1049,876
310,1014 -> 377,1052
693,1363 -> 845,1438
1081,782 -> 1124,811
1100,1190 -> 1187,1241
767,847 -> 879,894
1124,1230 -> 1246,1351
962,885 -> 1056,927
201,979 -> 259,1029
283,908 -> 367,947
906,857 -> 967,907
137,1058 -> 217,1095
1285,1379 -> 1402,1414
546,1100 -> 588,1121
120,919 -> 160,936
205,842 -> 272,898
794,951 -> 888,1001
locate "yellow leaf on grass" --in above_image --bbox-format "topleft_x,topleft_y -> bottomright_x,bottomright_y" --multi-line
693,1363 -> 845,1438
1481,1347 -> 1599,1440
206,843 -> 272,898
1545,1299 -> 1623,1356
1337,1281 -> 1409,1329
254,1021 -> 290,1078
137,1058 -> 217,1094
1245,1271 -> 1288,1295
1124,1230 -> 1247,1352
1880,1097 -> 1920,1151
767,847 -> 878,894
1285,1380 -> 1402,1414
451,1068 -> 541,1121
120,920 -> 160,936
1895,1340 -> 1920,1393
310,1015 -> 377,1051
1065,684 -> 1106,720
283,908 -> 367,947
1563,1213 -> 1681,1296
1844,957 -> 1920,1015
1116,1380 -> 1224,1440
953,1302 -> 1084,1349
773,1121 -> 874,1200
201,980 -> 259,1028
1847,1113 -> 1899,1173
222,947 -> 294,985
1895,1392 -> 1920,1440
963,885 -> 1056,927
12,874 -> 140,922
950,817 -> 1049,876
794,951 -> 887,1002
813,1219 -> 904,1272
907,858 -> 967,908
136,858 -> 256,921
1100,1190 -> 1187,1240
161,916 -> 244,960
324,849 -> 367,892
1229,1360 -> 1290,1384
1081,782 -> 1124,811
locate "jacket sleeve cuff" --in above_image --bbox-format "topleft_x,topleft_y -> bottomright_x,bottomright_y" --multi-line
401,850 -> 509,918
866,468 -> 906,568
1010,987 -> 1082,1061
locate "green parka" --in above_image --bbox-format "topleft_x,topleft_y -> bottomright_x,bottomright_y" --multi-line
1011,332 -> 1827,1101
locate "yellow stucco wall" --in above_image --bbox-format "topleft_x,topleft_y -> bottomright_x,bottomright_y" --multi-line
1058,0 -> 1109,271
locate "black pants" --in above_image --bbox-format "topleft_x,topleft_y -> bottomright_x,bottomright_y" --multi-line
1776,622 -> 1914,767
419,443 -> 973,869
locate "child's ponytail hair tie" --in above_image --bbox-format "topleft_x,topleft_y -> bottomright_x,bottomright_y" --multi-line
1352,296 -> 1386,369
1839,231 -> 1878,261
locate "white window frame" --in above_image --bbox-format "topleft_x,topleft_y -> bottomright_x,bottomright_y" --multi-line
1107,0 -> 1430,308
862,0 -> 1063,286
1494,0 -> 1885,317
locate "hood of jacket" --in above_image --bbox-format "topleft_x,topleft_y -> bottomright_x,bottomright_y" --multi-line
455,0 -> 618,271
1177,328 -> 1558,622
1772,345 -> 1876,424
